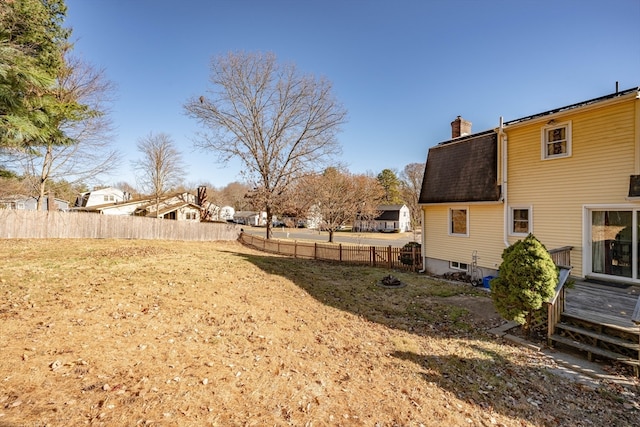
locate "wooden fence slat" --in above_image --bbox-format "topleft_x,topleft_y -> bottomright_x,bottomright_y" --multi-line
0,210 -> 240,241
239,232 -> 423,272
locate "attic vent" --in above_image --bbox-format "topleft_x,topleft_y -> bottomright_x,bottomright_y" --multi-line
451,116 -> 472,138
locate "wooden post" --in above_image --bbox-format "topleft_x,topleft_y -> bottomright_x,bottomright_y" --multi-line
370,246 -> 374,266
314,242 -> 317,260
387,246 -> 392,269
411,246 -> 416,272
339,244 -> 342,262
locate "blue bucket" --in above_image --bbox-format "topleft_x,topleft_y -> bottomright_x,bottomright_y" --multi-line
482,276 -> 495,289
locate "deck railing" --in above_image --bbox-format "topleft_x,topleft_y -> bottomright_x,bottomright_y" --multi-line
548,246 -> 573,269
238,232 -> 423,272
544,247 -> 573,340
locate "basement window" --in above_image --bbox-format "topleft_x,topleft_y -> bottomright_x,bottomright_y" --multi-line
450,261 -> 468,271
541,121 -> 571,159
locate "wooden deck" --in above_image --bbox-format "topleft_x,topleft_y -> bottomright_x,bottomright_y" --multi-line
564,280 -> 640,333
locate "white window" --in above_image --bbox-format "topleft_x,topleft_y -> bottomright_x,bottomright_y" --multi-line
541,121 -> 571,159
510,207 -> 532,235
450,261 -> 468,271
449,208 -> 468,236
103,194 -> 115,202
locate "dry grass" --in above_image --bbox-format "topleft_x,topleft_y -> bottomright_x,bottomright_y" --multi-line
0,239 -> 637,426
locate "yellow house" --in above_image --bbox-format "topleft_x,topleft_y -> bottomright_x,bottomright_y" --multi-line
419,86 -> 640,285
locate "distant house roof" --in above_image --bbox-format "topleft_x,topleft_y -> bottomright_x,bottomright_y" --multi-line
419,130 -> 500,204
72,197 -> 152,212
374,205 -> 406,221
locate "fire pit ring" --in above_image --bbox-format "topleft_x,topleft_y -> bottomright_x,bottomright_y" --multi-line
377,274 -> 407,288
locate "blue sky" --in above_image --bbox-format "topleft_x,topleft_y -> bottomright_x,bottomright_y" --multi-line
64,0 -> 640,189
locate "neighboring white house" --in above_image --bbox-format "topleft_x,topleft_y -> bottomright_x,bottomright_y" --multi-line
219,206 -> 235,221
0,194 -> 69,211
73,191 -> 202,221
74,187 -> 131,208
233,211 -> 268,226
136,193 -> 201,221
82,199 -> 151,216
353,204 -> 411,233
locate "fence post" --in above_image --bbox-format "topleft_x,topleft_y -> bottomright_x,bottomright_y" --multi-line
387,246 -> 392,269
370,246 -> 374,266
294,240 -> 297,258
411,246 -> 416,272
339,244 -> 342,262
314,242 -> 317,260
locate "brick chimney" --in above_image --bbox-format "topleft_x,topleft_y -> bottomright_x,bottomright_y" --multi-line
451,116 -> 472,138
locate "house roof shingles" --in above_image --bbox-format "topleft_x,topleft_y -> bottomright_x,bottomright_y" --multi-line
419,130 -> 500,204
374,205 -> 405,221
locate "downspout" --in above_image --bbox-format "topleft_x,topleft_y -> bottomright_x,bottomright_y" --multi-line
419,207 -> 427,273
499,116 -> 509,247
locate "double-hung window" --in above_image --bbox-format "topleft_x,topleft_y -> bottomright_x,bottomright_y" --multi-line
542,121 -> 571,159
510,207 -> 532,235
449,208 -> 468,236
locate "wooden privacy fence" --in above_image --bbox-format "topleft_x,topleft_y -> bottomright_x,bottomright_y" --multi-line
239,232 -> 423,272
0,210 -> 241,241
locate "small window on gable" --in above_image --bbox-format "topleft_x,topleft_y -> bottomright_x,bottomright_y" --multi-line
542,121 -> 571,159
449,208 -> 468,236
510,207 -> 532,235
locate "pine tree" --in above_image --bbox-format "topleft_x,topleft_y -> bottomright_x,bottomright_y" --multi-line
490,234 -> 558,335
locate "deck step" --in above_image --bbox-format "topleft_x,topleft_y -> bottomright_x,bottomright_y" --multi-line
549,334 -> 640,367
555,322 -> 640,351
562,312 -> 639,335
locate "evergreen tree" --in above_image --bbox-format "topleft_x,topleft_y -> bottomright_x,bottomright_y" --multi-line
0,0 -> 73,147
376,168 -> 402,204
490,234 -> 558,335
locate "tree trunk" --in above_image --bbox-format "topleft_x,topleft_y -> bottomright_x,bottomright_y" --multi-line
328,230 -> 334,243
524,311 -> 533,336
265,206 -> 272,239
36,145 -> 54,211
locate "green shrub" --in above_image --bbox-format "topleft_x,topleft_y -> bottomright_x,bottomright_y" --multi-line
490,234 -> 558,335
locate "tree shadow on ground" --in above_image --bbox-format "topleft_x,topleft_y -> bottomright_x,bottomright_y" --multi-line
232,251 -> 499,340
230,251 -> 638,425
389,344 -> 635,426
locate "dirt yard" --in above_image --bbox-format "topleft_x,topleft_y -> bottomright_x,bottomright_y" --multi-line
0,239 -> 638,426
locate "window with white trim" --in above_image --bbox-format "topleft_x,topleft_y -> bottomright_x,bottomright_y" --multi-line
449,208 -> 468,236
510,207 -> 532,235
450,261 -> 468,271
541,121 -> 571,159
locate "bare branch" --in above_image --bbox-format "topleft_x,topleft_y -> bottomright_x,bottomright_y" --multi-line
184,51 -> 347,238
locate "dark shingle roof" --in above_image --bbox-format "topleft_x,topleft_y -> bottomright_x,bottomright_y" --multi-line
419,130 -> 500,204
374,205 -> 404,221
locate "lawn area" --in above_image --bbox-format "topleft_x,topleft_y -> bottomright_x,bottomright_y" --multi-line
0,239 -> 637,426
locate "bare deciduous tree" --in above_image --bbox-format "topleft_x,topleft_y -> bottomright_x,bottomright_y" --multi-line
184,51 -> 347,238
296,168 -> 384,243
400,162 -> 425,241
133,132 -> 185,217
220,181 -> 252,210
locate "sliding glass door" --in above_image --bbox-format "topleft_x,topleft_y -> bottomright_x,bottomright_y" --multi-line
591,209 -> 637,280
